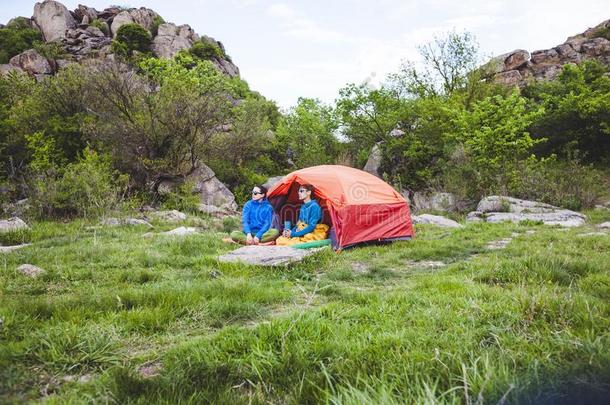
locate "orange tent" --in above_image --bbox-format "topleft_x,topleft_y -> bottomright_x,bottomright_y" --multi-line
267,165 -> 414,250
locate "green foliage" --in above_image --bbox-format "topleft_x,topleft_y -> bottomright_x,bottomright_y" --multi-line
592,26 -> 610,40
276,97 -> 341,168
111,23 -> 152,57
159,180 -> 200,213
189,39 -> 224,60
524,60 -> 610,163
32,40 -> 66,60
89,19 -> 109,36
0,20 -> 42,64
29,147 -> 128,218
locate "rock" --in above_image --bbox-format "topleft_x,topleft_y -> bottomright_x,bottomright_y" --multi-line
0,64 -> 25,75
412,192 -> 460,212
486,238 -> 512,250
477,196 -> 558,214
157,164 -> 237,212
597,222 -> 610,229
411,214 -> 463,228
218,245 -> 325,266
0,244 -> 31,254
406,260 -> 445,269
484,212 -> 585,227
504,50 -> 530,70
466,211 -> 484,222
100,217 -> 152,227
0,217 -> 29,233
263,176 -> 284,190
9,49 -> 53,75
74,5 -> 97,22
363,142 -> 383,177
473,196 -> 586,227
33,0 -> 77,42
577,232 -> 607,237
162,226 -> 199,236
485,18 -> 610,87
212,57 -> 240,77
198,204 -> 234,218
138,361 -> 162,379
17,264 -> 45,278
151,23 -> 193,58
110,11 -> 132,37
149,210 -> 187,222
494,70 -> 522,86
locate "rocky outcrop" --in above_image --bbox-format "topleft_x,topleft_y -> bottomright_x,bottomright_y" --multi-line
483,19 -> 610,86
9,49 -> 53,76
2,1 -> 239,79
411,192 -> 466,212
110,8 -> 159,37
219,245 -> 325,266
467,196 -> 586,227
32,0 -> 76,42
151,23 -> 196,59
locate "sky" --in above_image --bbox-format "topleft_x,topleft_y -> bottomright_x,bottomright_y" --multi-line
2,0 -> 609,108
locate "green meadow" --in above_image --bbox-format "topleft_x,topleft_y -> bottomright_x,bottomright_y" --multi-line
1,210 -> 609,404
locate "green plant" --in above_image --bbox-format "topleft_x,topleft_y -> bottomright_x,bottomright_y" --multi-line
0,21 -> 42,63
189,39 -> 224,60
111,23 -> 151,57
33,41 -> 66,60
159,180 -> 200,213
89,18 -> 109,36
29,147 -> 129,218
592,26 -> 610,40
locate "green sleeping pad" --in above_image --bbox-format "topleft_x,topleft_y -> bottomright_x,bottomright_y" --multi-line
292,239 -> 332,249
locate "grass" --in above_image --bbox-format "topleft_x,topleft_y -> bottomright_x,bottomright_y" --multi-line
1,209 -> 609,403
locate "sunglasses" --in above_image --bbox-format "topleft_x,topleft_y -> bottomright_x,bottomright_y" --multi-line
298,189 -> 308,193
252,191 -> 263,195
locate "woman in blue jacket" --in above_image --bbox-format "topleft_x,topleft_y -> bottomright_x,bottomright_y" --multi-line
230,185 -> 278,245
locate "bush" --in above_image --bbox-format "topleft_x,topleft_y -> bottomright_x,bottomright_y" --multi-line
189,39 -> 224,60
0,22 -> 42,63
30,147 -> 128,218
111,23 -> 151,57
159,180 -> 200,213
507,156 -> 606,210
89,19 -> 109,36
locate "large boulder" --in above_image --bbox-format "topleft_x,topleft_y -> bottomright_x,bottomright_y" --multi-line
110,8 -> 159,37
219,245 -> 325,266
467,196 -> 586,227
158,164 -> 237,214
33,0 -> 77,42
0,217 -> 29,233
151,23 -> 194,58
9,49 -> 53,75
0,64 -> 25,76
411,214 -> 463,228
262,176 -> 284,190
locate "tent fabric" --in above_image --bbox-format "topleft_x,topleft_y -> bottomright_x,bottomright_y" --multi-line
267,165 -> 414,250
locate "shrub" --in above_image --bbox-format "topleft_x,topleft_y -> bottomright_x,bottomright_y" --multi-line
89,19 -> 109,36
29,147 -> 129,218
111,23 -> 151,57
189,39 -> 224,60
0,21 -> 42,63
159,180 -> 200,213
33,41 -> 66,60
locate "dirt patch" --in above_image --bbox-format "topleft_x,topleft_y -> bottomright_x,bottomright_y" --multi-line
138,361 -> 163,378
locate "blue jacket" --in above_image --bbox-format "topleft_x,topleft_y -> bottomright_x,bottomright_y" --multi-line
291,200 -> 322,237
242,199 -> 274,239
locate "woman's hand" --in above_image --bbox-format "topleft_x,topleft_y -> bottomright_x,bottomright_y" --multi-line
253,236 -> 260,245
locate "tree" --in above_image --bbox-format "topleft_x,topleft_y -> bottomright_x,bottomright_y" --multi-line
275,98 -> 340,168
524,60 -> 610,164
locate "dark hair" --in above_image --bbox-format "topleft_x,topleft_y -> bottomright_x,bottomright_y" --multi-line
254,185 -> 268,196
300,184 -> 314,194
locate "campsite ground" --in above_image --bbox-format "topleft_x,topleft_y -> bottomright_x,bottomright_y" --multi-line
1,210 -> 609,404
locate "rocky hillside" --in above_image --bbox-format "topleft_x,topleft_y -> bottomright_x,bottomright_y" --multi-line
484,18 -> 610,86
0,0 -> 239,79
